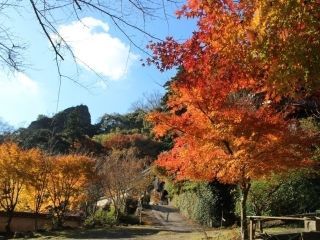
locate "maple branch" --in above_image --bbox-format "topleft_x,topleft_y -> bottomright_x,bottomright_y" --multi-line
193,101 -> 236,156
222,140 -> 234,155
194,101 -> 215,125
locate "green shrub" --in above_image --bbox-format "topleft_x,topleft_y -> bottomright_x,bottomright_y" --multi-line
244,170 -> 320,216
269,171 -> 320,216
171,182 -> 235,227
84,208 -> 117,228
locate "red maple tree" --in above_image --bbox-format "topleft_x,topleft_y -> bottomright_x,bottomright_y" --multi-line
147,1 -> 320,239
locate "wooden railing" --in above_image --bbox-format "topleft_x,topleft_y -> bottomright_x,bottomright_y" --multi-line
247,215 -> 320,240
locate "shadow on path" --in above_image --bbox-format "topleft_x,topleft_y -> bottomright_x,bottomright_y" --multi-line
37,226 -> 193,239
143,204 -> 201,233
151,205 -> 179,213
36,205 -> 201,239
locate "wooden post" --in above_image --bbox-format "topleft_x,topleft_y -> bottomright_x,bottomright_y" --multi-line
137,199 -> 142,224
249,218 -> 255,240
256,220 -> 263,233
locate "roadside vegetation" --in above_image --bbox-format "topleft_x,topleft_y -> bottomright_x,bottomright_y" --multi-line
0,0 -> 320,240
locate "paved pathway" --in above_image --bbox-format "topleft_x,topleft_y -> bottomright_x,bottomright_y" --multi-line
142,204 -> 202,232
31,205 -> 205,240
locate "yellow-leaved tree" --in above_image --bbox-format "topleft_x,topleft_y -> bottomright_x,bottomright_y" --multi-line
0,142 -> 40,233
46,154 -> 95,228
25,150 -> 51,231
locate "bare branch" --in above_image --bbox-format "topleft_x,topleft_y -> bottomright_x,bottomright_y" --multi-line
30,0 -> 64,61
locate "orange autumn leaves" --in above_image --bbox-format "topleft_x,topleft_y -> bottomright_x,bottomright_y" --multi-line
149,91 -> 317,184
149,0 -> 320,99
0,142 -> 95,215
147,0 -> 320,185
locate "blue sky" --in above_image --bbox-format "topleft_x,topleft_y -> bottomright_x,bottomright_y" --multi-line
0,1 -> 196,127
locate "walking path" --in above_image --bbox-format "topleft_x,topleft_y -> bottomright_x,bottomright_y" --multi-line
143,204 -> 201,232
30,204 -> 210,240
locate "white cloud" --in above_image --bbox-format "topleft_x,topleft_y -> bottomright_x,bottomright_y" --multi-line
0,72 -> 45,127
53,17 -> 138,80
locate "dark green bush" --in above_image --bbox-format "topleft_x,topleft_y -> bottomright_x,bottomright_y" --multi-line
245,170 -> 320,216
171,181 -> 235,227
125,198 -> 138,214
119,214 -> 140,225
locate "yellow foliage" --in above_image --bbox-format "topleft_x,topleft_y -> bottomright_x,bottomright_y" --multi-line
0,141 -> 96,219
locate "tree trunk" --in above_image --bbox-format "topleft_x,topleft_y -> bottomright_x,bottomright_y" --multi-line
240,182 -> 251,240
56,212 -> 64,229
34,212 -> 39,231
52,210 -> 64,229
5,211 -> 14,235
114,206 -> 120,223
